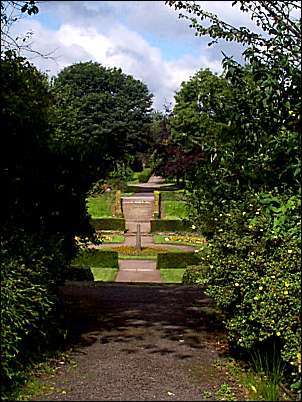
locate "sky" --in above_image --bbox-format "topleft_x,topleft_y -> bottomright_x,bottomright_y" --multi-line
9,0 -> 264,111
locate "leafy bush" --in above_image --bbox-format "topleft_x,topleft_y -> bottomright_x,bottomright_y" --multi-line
1,246 -> 65,396
136,167 -> 153,183
64,265 -> 94,281
182,265 -> 208,285
157,252 -> 200,269
195,192 -> 301,385
72,249 -> 119,268
90,218 -> 125,231
151,219 -> 192,232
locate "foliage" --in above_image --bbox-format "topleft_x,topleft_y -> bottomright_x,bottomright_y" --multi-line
182,265 -> 208,285
72,249 -> 119,269
150,219 -> 192,232
91,268 -> 118,282
0,242 -> 66,396
64,266 -> 94,281
166,0 -> 301,391
91,218 -> 126,231
153,233 -> 206,246
156,252 -> 200,269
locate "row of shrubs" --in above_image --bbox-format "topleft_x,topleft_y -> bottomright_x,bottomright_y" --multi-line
68,249 -> 198,279
90,218 -> 193,232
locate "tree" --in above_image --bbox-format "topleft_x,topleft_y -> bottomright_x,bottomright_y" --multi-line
166,1 -> 301,390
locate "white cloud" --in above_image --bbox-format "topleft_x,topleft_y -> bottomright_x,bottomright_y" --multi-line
10,1 -> 265,110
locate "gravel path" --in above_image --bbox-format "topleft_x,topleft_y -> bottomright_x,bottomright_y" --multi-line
31,283 -> 245,401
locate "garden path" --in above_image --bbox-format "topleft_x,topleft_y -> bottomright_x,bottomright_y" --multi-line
29,283 -> 246,401
98,175 -> 194,283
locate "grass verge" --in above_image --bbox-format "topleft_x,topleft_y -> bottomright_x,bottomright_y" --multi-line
87,192 -> 115,218
160,269 -> 185,283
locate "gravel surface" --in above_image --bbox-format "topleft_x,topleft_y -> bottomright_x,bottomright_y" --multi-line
31,283 -> 245,401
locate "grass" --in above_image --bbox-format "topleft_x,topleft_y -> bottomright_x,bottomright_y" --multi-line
87,192 -> 115,218
91,268 -> 118,281
160,269 -> 185,283
160,190 -> 186,201
225,352 -> 290,402
161,200 -> 188,219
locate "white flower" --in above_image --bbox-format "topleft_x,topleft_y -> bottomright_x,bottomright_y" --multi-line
288,249 -> 293,254
165,237 -> 170,241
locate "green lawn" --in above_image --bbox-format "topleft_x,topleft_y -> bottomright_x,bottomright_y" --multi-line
87,192 -> 115,218
160,269 -> 185,283
91,267 -> 118,281
161,200 -> 188,219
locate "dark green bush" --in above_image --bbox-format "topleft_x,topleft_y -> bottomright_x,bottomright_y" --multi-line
157,252 -> 200,269
151,219 -> 192,232
64,265 -> 94,281
182,265 -> 208,285
72,249 -> 119,268
1,246 -> 65,396
91,218 -> 125,231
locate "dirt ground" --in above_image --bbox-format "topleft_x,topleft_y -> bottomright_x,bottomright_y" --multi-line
30,282 -> 247,401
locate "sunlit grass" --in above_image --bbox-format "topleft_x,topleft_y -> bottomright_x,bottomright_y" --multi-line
160,269 -> 185,283
87,192 -> 115,217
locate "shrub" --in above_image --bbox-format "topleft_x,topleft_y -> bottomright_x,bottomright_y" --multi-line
136,167 -> 153,183
151,219 -> 192,232
113,190 -> 123,217
157,252 -> 200,269
153,191 -> 161,218
90,218 -> 125,231
194,192 -> 301,386
182,265 -> 208,285
72,249 -> 119,268
1,250 -> 64,396
64,265 -> 94,281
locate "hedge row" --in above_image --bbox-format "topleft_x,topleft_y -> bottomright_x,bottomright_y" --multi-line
157,252 -> 200,269
64,265 -> 94,281
91,218 -> 125,231
151,219 -> 192,232
72,249 -> 119,268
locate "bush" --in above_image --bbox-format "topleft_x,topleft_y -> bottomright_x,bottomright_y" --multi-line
157,252 -> 200,269
1,250 -> 63,396
136,167 -> 153,183
64,265 -> 94,281
194,192 -> 301,386
91,218 -> 125,231
72,249 -> 119,268
182,265 -> 208,285
153,191 -> 161,218
151,219 -> 192,232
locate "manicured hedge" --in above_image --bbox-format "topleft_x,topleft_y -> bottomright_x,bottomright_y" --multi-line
72,249 -> 119,268
151,219 -> 192,232
91,218 -> 125,231
64,265 -> 94,281
157,252 -> 200,269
